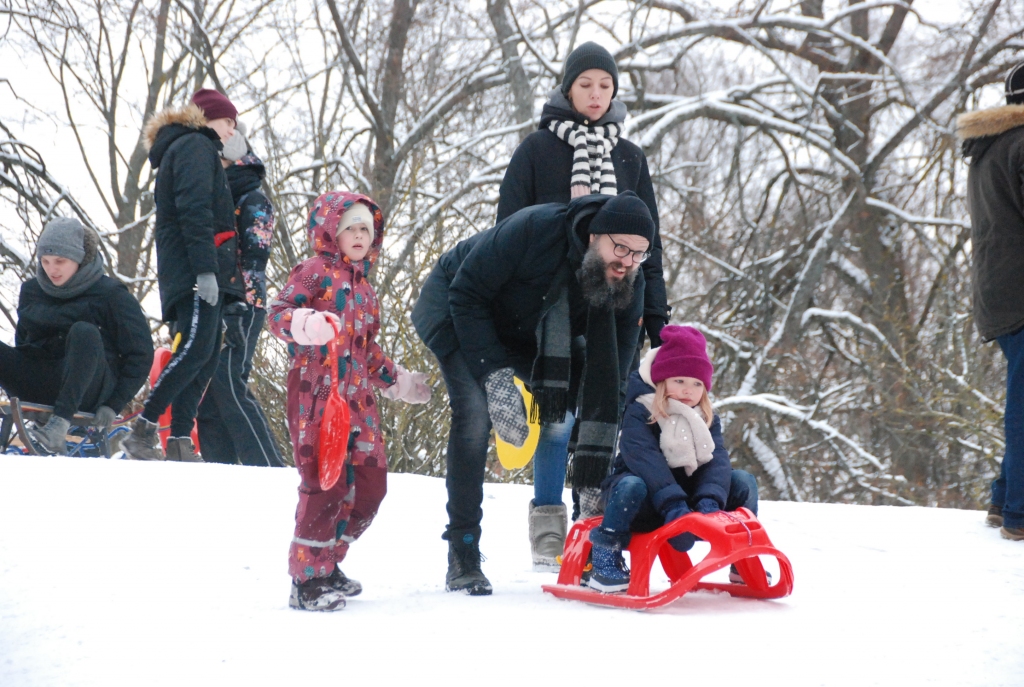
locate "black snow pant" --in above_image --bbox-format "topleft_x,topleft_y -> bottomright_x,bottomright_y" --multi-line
196,307 -> 285,467
142,292 -> 222,436
0,321 -> 114,420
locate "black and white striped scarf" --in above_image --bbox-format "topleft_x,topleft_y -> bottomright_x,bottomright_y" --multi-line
548,119 -> 620,195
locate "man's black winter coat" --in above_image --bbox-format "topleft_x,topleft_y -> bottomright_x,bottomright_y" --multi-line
16,276 -> 154,413
145,104 -> 245,321
412,195 -> 643,385
496,101 -> 667,325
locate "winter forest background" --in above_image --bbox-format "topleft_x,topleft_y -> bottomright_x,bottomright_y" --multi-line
1,0 -> 1021,510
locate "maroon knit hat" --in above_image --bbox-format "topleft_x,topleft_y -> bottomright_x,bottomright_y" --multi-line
191,88 -> 238,123
650,325 -> 714,391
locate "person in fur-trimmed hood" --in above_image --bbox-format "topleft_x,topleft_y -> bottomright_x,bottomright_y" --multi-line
121,88 -> 247,462
956,62 -> 1024,542
586,325 -> 760,592
268,191 -> 430,611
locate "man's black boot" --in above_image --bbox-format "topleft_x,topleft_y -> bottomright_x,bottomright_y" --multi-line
445,531 -> 492,596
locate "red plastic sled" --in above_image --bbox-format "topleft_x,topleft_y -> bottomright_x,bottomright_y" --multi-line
317,325 -> 350,491
542,508 -> 793,610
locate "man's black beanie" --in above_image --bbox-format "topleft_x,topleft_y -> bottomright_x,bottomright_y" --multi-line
561,42 -> 619,99
588,191 -> 654,243
1006,61 -> 1024,105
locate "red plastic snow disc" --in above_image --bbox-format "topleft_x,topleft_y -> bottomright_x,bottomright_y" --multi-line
318,324 -> 350,491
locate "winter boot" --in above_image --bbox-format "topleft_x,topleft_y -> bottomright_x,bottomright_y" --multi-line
1000,526 -> 1024,541
987,505 -> 1004,528
328,567 -> 362,597
289,577 -> 346,611
529,501 -> 567,572
728,563 -> 774,585
27,415 -> 70,455
445,532 -> 492,595
588,542 -> 630,593
120,417 -> 164,461
165,436 -> 203,462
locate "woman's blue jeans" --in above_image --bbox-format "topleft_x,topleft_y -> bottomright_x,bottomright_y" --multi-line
532,410 -> 574,506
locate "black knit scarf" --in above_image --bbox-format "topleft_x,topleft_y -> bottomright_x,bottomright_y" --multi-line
529,263 -> 620,489
547,119 -> 620,195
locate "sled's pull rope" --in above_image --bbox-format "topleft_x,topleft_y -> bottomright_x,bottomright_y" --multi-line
721,511 -> 753,547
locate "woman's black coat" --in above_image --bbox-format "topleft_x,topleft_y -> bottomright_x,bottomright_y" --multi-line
496,102 -> 669,330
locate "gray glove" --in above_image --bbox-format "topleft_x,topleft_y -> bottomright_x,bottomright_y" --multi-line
92,405 -> 116,430
483,367 -> 528,448
196,272 -> 219,306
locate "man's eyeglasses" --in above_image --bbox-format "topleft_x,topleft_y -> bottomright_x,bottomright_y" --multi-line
604,235 -> 651,263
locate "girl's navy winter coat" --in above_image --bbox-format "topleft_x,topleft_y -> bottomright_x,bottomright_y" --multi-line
604,371 -> 733,524
16,276 -> 154,413
496,101 -> 668,326
145,105 -> 245,321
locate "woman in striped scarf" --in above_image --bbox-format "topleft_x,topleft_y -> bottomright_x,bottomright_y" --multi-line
495,42 -> 670,571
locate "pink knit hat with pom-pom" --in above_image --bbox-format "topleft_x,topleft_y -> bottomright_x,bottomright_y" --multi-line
650,325 -> 714,391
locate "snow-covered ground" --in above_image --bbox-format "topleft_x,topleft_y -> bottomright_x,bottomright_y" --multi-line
0,455 -> 1021,687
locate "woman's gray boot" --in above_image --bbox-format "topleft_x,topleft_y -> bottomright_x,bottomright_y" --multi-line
27,415 -> 70,455
529,501 -> 567,572
121,417 -> 164,461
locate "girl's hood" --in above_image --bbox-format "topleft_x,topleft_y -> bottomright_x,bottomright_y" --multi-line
306,191 -> 385,270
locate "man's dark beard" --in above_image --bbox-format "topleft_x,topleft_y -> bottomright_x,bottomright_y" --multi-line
577,243 -> 638,310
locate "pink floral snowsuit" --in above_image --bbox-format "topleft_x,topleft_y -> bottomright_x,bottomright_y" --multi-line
268,191 -> 397,582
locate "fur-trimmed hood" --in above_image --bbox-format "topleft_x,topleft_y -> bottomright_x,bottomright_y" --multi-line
956,104 -> 1024,164
144,104 -> 222,169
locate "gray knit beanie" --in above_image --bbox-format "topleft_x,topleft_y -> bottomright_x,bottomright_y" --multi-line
38,217 -> 86,264
561,42 -> 619,99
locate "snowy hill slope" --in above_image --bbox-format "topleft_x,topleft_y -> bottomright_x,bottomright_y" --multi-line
1,455 -> 1022,687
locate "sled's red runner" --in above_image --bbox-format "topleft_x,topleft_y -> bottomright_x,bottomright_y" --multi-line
543,508 -> 794,610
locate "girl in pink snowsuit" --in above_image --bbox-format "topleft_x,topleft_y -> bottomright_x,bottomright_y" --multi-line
269,191 -> 430,611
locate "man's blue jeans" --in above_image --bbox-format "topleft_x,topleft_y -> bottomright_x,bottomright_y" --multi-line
995,328 -> 1024,529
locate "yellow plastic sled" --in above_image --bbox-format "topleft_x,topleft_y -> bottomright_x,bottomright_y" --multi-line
495,377 -> 541,469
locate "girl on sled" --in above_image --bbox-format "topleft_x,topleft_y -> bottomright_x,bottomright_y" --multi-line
588,325 -> 760,592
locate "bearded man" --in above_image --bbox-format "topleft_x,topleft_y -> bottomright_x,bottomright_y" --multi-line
412,191 -> 653,594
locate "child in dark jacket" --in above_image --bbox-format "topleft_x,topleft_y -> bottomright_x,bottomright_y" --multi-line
588,325 -> 759,592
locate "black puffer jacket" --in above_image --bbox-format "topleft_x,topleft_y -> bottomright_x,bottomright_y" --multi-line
145,104 -> 244,320
16,276 -> 154,413
412,196 -> 643,383
496,97 -> 668,325
958,104 -> 1024,341
226,154 -> 274,309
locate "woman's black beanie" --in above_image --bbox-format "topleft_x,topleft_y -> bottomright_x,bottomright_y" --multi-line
561,42 -> 619,99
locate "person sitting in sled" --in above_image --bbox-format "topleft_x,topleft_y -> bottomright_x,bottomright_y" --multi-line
268,191 -> 431,611
587,325 -> 759,592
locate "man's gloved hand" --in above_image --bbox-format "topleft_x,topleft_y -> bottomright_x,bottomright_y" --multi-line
92,405 -> 116,430
695,498 -> 720,515
483,367 -> 528,448
290,308 -> 341,346
222,302 -> 248,348
645,315 -> 668,348
665,502 -> 698,552
196,273 -> 219,306
382,364 -> 432,404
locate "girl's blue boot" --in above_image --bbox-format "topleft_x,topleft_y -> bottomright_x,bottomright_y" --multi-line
587,543 -> 630,593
